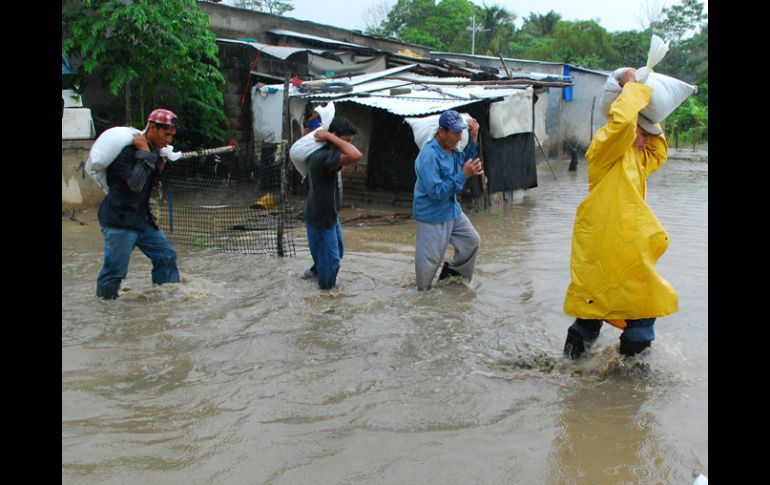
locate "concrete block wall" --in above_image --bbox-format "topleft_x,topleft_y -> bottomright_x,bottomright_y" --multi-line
62,140 -> 105,211
198,1 -> 431,57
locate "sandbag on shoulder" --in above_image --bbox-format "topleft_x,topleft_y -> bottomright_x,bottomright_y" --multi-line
85,126 -> 183,193
289,102 -> 335,178
404,112 -> 472,152
85,126 -> 142,193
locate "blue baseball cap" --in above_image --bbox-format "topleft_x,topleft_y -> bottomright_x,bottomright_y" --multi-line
438,110 -> 467,132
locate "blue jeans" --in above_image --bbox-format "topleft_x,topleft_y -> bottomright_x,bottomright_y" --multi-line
569,318 -> 656,343
305,221 -> 344,290
96,224 -> 180,299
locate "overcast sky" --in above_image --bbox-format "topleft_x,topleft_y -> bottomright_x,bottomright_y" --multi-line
279,0 -> 708,35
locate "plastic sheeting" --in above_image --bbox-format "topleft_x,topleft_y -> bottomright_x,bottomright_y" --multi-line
488,87 -> 533,138
308,52 -> 387,78
481,131 -> 537,193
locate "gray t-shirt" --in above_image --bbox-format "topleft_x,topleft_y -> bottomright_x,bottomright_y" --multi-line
303,144 -> 342,229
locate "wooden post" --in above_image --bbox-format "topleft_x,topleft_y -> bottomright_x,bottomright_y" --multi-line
277,140 -> 287,258
498,54 -> 512,79
276,74 -> 292,257
480,137 -> 490,209
282,74 -> 291,143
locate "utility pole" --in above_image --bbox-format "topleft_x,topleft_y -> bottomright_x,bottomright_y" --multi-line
466,16 -> 490,56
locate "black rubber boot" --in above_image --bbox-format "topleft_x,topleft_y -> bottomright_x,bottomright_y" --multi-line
563,328 -> 587,359
438,262 -> 460,281
619,337 -> 651,357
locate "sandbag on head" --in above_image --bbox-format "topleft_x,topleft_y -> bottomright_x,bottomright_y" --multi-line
599,34 -> 697,124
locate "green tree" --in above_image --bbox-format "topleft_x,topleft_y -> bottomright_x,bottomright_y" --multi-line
521,10 -> 561,37
475,3 -> 517,56
650,0 -> 706,42
431,0 -> 476,52
514,35 -> 557,62
666,95 -> 708,147
63,0 -> 227,147
382,0 -> 438,38
381,0 -> 477,53
230,0 -> 294,15
550,20 -> 616,66
401,27 -> 444,49
608,30 -> 651,68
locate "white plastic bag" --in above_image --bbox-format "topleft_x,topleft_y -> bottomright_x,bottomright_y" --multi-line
160,145 -> 182,161
289,102 -> 335,178
405,112 -> 471,152
599,34 -> 696,123
85,126 -> 183,193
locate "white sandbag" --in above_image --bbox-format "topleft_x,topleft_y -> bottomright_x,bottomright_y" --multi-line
85,158 -> 110,194
289,102 -> 335,178
640,71 -> 697,122
85,126 -> 183,194
404,112 -> 472,151
599,34 -> 697,124
85,126 -> 141,193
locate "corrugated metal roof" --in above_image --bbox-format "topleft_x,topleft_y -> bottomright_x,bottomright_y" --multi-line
260,63 -> 537,116
290,65 -> 417,98
297,79 -> 412,99
393,72 -> 474,84
334,64 -> 417,86
333,96 -> 480,116
438,86 -> 528,99
217,38 -> 327,60
291,73 -> 538,115
269,29 -> 370,50
431,51 -> 567,67
430,51 -> 608,77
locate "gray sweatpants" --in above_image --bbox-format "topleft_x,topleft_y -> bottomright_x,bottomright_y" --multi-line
415,211 -> 480,290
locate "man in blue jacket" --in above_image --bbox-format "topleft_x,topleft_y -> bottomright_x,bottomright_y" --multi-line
95,109 -> 181,299
413,110 -> 484,290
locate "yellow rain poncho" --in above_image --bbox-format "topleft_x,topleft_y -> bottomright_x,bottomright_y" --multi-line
563,83 -> 678,320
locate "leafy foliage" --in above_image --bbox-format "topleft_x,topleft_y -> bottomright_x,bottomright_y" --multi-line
229,0 -> 294,15
649,0 -> 706,42
666,91 -> 708,147
521,10 -> 561,37
607,30 -> 651,68
474,3 -> 517,56
550,20 -> 616,66
63,0 -> 227,148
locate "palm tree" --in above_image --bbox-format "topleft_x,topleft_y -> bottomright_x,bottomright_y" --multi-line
477,3 -> 517,55
522,10 -> 562,37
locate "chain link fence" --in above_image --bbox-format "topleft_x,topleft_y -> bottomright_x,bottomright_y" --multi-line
151,141 -> 297,257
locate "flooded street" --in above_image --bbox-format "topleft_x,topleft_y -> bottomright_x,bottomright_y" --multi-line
62,157 -> 707,484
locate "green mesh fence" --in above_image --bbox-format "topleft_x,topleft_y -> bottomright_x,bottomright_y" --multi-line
151,142 -> 297,257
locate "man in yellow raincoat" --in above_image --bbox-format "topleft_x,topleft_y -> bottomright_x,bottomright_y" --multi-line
562,68 -> 678,359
